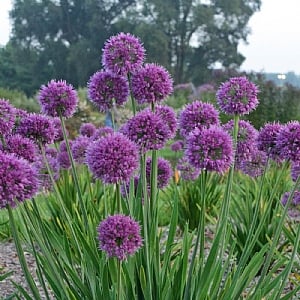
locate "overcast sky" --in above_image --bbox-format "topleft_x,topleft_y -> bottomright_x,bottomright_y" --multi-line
1,0 -> 300,74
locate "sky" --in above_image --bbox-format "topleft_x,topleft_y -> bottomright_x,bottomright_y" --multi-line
1,0 -> 300,74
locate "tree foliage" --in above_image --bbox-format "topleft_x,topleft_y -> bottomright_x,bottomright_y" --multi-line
0,0 -> 261,95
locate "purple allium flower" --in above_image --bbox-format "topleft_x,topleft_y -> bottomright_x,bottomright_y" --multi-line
154,105 -> 177,139
216,77 -> 259,115
79,122 -> 96,137
177,157 -> 200,181
121,175 -> 140,198
120,109 -> 169,153
87,70 -> 129,112
91,126 -> 114,141
57,140 -> 72,169
2,134 -> 38,163
97,214 -> 142,260
52,117 -> 65,142
16,113 -> 56,146
281,191 -> 300,220
239,149 -> 267,178
186,126 -> 234,173
131,63 -> 173,104
146,157 -> 172,189
102,32 -> 145,76
196,83 -> 215,96
0,99 -> 16,136
223,120 -> 258,164
276,121 -> 300,162
0,152 -> 39,209
71,135 -> 91,164
38,79 -> 78,118
291,161 -> 300,182
171,140 -> 184,152
257,122 -> 283,160
179,100 -> 220,139
86,133 -> 139,184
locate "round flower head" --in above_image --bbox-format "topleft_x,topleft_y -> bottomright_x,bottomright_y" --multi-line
71,135 -> 91,164
239,149 -> 267,178
91,126 -> 114,141
120,109 -> 169,153
154,105 -> 177,139
186,126 -> 234,173
16,113 -> 56,146
146,157 -> 172,189
87,70 -> 129,112
98,214 -> 142,261
0,99 -> 16,136
177,157 -> 200,181
86,132 -> 139,184
276,121 -> 300,162
131,63 -> 173,105
52,117 -> 65,142
38,79 -> 78,118
57,140 -> 72,169
291,161 -> 300,182
79,122 -> 96,137
0,152 -> 39,209
171,140 -> 184,152
102,32 -> 145,76
179,100 -> 220,139
216,76 -> 259,115
3,134 -> 38,163
281,191 -> 300,220
257,122 -> 283,160
223,119 -> 258,164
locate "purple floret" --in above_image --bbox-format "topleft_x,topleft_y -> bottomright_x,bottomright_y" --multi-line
79,122 -> 96,138
38,79 -> 78,118
71,135 -> 91,164
0,99 -> 16,136
216,76 -> 259,115
97,214 -> 143,261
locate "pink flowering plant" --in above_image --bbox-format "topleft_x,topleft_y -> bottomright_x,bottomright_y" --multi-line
1,32 -> 300,300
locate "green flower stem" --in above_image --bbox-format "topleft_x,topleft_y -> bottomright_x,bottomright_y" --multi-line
7,204 -> 42,300
59,114 -> 89,230
150,150 -> 158,212
127,74 -> 136,116
117,259 -> 122,300
116,183 -> 121,213
184,170 -> 207,300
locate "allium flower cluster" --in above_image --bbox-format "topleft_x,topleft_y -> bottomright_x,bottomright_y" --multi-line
281,191 -> 300,220
223,120 -> 258,163
79,122 -> 96,137
0,99 -> 15,136
291,161 -> 300,182
186,126 -> 233,173
52,117 -> 65,142
239,150 -> 267,178
0,152 -> 39,209
216,77 -> 259,115
276,121 -> 300,162
87,70 -> 129,112
171,140 -> 184,152
38,79 -> 78,118
57,140 -> 72,169
102,32 -> 145,76
146,157 -> 172,189
86,133 -> 139,184
154,105 -> 177,139
179,100 -> 220,139
131,63 -> 173,104
71,135 -> 91,164
120,109 -> 169,153
257,122 -> 283,160
91,126 -> 114,141
97,214 -> 143,261
16,113 -> 56,145
177,157 -> 200,181
2,134 -> 38,163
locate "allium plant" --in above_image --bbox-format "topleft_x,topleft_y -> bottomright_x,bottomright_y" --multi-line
79,122 -> 96,137
179,100 -> 220,139
102,32 -> 145,76
38,79 -> 78,118
97,214 -> 142,261
216,76 -> 259,115
131,63 -> 173,105
0,99 -> 16,136
87,70 -> 129,112
71,135 -> 91,165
